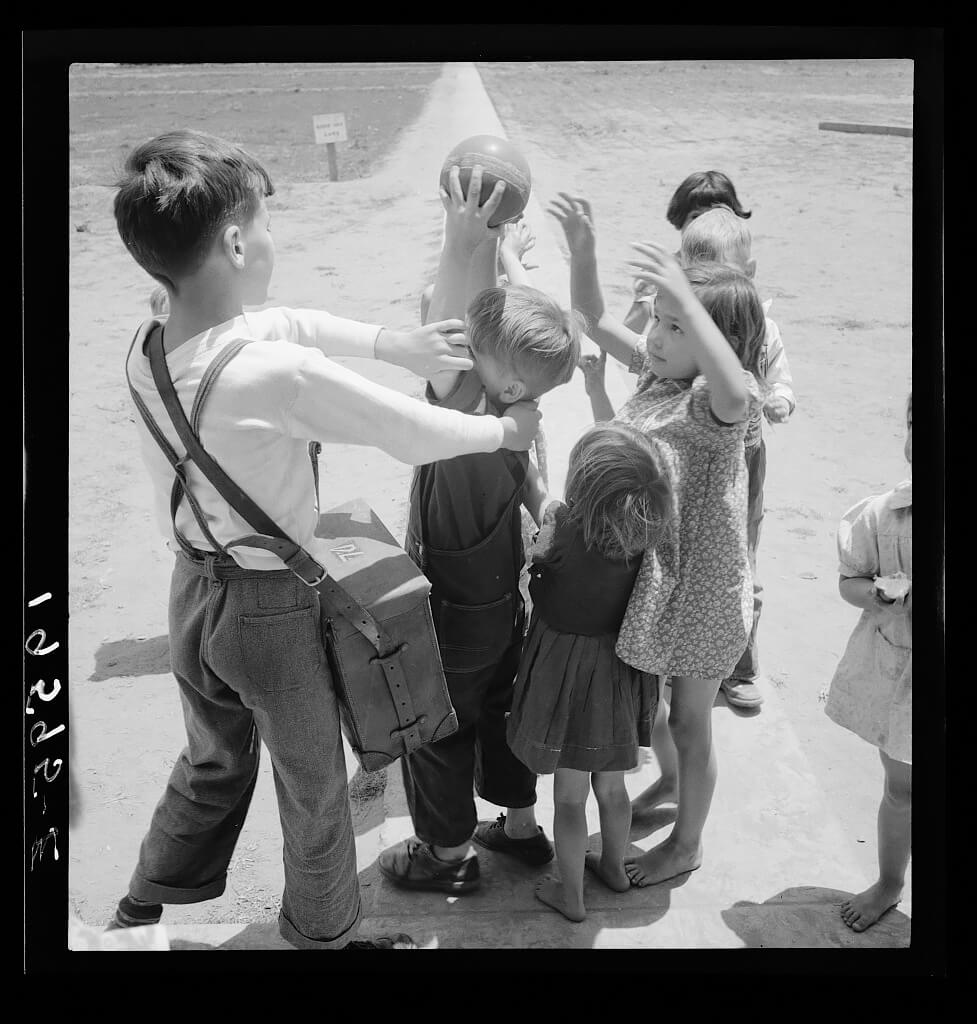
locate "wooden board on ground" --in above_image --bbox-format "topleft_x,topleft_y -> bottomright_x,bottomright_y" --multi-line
819,121 -> 912,137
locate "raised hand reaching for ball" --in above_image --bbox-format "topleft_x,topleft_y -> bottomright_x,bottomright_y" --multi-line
440,163 -> 507,253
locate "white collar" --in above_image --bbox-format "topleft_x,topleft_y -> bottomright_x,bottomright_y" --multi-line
890,479 -> 913,509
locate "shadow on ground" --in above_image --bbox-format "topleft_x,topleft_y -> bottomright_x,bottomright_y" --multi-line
721,886 -> 911,948
89,635 -> 170,681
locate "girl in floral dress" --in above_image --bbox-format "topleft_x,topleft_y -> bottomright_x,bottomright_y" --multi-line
550,194 -> 768,887
825,395 -> 912,931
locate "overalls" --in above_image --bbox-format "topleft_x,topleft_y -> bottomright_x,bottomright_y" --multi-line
400,451 -> 538,847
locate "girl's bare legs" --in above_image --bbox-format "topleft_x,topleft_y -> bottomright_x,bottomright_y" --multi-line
584,771 -> 631,892
535,768 -> 590,922
626,676 -> 721,887
841,749 -> 911,931
631,686 -> 679,815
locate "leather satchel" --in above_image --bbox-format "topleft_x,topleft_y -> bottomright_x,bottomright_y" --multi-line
127,323 -> 457,771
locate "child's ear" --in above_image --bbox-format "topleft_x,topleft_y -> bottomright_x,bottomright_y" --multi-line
501,377 -> 529,403
222,224 -> 246,268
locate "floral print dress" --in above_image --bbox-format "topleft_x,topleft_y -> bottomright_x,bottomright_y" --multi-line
613,370 -> 763,679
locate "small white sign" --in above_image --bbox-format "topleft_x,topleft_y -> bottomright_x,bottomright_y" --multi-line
313,113 -> 347,145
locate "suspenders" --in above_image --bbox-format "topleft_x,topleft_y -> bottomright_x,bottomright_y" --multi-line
124,322 -> 425,755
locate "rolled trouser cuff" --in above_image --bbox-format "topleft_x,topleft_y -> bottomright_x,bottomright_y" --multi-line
278,902 -> 362,950
128,871 -> 227,905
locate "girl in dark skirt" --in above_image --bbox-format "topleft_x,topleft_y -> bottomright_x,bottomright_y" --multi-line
507,422 -> 671,921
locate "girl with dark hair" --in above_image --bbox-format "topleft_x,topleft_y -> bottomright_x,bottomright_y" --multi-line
666,169 -> 752,230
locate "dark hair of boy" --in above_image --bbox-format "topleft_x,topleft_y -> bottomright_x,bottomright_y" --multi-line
666,171 -> 752,230
114,129 -> 274,292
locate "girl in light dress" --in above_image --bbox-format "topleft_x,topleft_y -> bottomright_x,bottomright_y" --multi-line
825,394 -> 912,931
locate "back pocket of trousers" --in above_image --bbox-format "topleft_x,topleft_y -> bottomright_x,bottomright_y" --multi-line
438,593 -> 514,674
239,607 -> 322,691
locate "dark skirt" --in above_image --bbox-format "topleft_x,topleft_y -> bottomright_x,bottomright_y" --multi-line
507,611 -> 659,774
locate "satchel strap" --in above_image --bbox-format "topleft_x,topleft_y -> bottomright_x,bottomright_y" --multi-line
137,324 -> 425,756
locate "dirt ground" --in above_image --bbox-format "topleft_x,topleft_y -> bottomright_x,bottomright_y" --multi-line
66,60 -> 914,932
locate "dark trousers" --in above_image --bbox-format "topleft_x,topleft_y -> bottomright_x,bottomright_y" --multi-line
400,638 -> 538,847
727,441 -> 766,683
128,551 -> 361,949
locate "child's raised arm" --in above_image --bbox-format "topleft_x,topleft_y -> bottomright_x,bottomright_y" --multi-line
427,164 -> 506,399
548,193 -> 644,368
498,218 -> 536,287
627,242 -> 748,424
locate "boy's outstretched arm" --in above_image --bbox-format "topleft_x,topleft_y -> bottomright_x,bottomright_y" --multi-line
548,193 -> 644,368
427,164 -> 506,399
521,457 -> 550,528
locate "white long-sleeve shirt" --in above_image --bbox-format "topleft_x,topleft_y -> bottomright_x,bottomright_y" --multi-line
760,300 -> 796,412
126,307 -> 507,570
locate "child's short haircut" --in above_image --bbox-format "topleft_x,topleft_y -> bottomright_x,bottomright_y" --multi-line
684,261 -> 766,380
114,129 -> 274,292
565,422 -> 671,560
666,171 -> 751,231
466,285 -> 583,396
680,206 -> 753,272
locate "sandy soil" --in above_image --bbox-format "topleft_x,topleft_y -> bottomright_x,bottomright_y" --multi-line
67,59 -> 914,931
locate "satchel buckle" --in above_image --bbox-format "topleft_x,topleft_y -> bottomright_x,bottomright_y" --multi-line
297,562 -> 328,588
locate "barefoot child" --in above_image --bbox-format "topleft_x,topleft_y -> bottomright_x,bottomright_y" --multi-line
825,394 -> 912,932
507,422 -> 670,921
111,130 -> 542,949
677,207 -> 796,708
378,165 -> 582,894
551,192 -> 767,887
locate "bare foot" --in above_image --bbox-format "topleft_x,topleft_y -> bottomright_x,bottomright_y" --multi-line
534,877 -> 586,922
584,851 -> 631,893
624,837 -> 702,888
840,881 -> 902,932
630,776 -> 679,817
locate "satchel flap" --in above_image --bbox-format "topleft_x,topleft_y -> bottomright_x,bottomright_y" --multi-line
313,498 -> 431,621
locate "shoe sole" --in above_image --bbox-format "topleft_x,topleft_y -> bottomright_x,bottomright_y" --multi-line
472,833 -> 555,866
725,695 -> 764,708
378,863 -> 480,894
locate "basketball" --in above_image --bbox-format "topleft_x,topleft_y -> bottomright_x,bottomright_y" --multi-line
439,134 -> 532,228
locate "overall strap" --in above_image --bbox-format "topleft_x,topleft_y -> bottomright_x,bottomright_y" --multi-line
124,326 -> 225,556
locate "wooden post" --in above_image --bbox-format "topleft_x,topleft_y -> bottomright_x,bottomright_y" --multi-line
818,121 -> 913,138
313,113 -> 348,182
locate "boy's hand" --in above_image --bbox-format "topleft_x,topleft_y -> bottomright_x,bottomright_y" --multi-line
376,319 -> 474,378
764,395 -> 792,423
498,399 -> 542,451
441,164 -> 506,255
547,193 -> 597,259
501,218 -> 537,265
626,242 -> 698,311
578,350 -> 607,396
